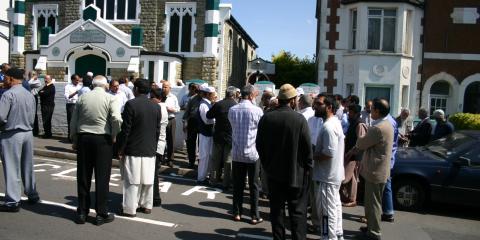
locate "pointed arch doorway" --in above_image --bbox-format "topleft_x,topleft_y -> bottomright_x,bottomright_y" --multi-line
75,54 -> 106,77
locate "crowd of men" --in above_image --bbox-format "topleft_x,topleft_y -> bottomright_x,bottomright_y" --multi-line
0,63 -> 457,240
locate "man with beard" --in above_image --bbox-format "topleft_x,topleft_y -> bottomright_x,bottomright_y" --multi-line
342,104 -> 368,207
313,95 -> 345,239
256,84 -> 312,240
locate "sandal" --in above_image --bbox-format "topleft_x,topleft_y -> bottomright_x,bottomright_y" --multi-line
359,216 -> 368,224
233,215 -> 241,222
250,217 -> 264,225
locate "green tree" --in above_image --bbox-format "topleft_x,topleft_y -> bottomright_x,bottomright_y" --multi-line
271,50 -> 315,88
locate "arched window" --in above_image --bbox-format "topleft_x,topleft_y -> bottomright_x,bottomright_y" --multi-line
169,13 -> 180,52
430,81 -> 450,115
84,0 -> 139,22
165,3 -> 196,53
33,4 -> 58,49
181,13 -> 192,52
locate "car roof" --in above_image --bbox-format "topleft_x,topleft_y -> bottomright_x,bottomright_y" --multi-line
458,130 -> 480,140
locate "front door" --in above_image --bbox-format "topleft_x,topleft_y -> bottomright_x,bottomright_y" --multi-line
463,82 -> 480,113
75,54 -> 106,77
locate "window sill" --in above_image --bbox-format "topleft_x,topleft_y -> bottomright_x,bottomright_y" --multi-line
345,50 -> 414,58
107,20 -> 140,25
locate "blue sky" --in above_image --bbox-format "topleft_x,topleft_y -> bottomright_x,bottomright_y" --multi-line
222,0 -> 317,60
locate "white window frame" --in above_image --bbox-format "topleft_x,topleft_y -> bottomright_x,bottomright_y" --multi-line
164,2 -> 197,54
32,4 -> 59,50
429,95 -> 448,116
367,8 -> 397,52
350,9 -> 357,50
81,0 -> 140,24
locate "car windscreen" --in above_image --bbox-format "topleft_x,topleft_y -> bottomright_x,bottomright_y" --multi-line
425,133 -> 474,159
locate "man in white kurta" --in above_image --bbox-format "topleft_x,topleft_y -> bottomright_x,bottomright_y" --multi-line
118,79 -> 161,217
197,86 -> 216,184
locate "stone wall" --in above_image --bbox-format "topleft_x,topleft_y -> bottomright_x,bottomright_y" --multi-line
63,0 -> 82,28
182,57 -> 203,82
110,68 -> 129,81
175,63 -> 182,81
10,54 -> 25,69
47,67 -> 66,82
202,57 -> 217,86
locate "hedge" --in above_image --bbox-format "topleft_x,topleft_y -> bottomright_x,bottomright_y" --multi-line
449,113 -> 480,130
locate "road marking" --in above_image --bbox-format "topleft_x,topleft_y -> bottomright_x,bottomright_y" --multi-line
34,157 -> 77,165
0,193 -> 177,228
181,186 -> 222,200
51,168 -> 77,180
34,164 -> 61,172
237,233 -> 271,240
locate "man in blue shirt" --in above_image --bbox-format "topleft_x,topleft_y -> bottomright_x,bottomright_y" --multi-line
0,68 -> 39,212
382,114 -> 399,222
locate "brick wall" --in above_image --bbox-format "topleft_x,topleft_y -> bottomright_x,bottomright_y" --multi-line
47,67 -> 66,82
202,57 -> 217,86
10,54 -> 25,69
110,68 -> 129,81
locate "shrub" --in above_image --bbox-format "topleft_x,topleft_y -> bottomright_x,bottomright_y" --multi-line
449,113 -> 480,130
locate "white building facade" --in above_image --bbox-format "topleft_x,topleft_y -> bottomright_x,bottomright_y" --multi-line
316,0 -> 423,115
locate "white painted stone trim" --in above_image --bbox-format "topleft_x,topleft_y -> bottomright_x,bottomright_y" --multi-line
32,4 -> 59,50
164,2 -> 197,53
424,52 -> 480,61
458,73 -> 480,112
451,8 -> 479,24
421,72 -> 459,114
205,10 -> 220,24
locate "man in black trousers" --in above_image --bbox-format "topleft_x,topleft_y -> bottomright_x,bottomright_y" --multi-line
70,75 -> 122,225
38,75 -> 55,138
256,84 -> 312,240
182,84 -> 202,169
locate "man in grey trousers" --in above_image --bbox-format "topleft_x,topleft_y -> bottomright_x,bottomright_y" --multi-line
0,68 -> 39,212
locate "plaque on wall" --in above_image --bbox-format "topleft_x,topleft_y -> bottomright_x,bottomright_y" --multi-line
70,29 -> 106,43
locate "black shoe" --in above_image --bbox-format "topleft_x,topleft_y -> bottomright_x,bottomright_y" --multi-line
0,204 -> 20,212
307,224 -> 320,234
27,196 -> 40,205
197,179 -> 210,186
153,199 -> 162,207
188,163 -> 195,169
75,213 -> 87,224
359,226 -> 368,233
381,214 -> 394,222
41,134 -> 52,139
95,213 -> 115,226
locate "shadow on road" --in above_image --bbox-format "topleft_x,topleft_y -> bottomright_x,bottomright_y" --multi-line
174,227 -> 271,240
162,203 -> 232,220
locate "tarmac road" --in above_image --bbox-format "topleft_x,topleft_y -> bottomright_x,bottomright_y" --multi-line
0,157 -> 479,240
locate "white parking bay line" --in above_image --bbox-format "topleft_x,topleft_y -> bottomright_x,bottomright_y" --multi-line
237,233 -> 271,240
0,193 -> 177,228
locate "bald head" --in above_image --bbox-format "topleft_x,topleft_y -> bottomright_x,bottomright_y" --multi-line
372,98 -> 390,118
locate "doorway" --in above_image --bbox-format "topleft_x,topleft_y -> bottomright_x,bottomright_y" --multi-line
463,81 -> 480,113
75,54 -> 106,77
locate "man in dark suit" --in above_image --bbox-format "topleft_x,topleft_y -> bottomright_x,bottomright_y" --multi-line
256,84 -> 312,240
206,86 -> 237,189
117,79 -> 161,217
408,108 -> 432,147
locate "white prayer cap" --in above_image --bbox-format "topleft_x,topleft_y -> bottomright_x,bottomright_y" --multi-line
203,86 -> 216,93
264,87 -> 273,93
86,72 -> 94,77
296,87 -> 305,96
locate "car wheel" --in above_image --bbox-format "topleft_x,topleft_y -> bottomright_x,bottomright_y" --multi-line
393,178 -> 427,211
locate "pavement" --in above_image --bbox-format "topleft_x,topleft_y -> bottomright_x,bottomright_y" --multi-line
33,135 -> 197,178
1,157 -> 480,240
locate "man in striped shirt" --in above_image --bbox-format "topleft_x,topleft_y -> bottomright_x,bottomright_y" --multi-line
228,85 -> 264,224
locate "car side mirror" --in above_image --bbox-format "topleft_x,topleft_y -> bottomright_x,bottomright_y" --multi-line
454,157 -> 471,167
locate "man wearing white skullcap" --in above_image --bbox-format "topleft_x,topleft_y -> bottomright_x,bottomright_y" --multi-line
197,85 -> 217,185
